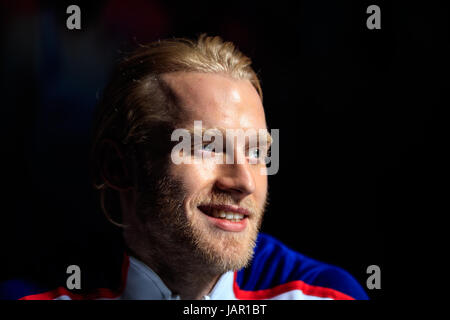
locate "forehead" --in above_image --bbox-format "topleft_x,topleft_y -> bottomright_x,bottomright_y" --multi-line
161,72 -> 266,130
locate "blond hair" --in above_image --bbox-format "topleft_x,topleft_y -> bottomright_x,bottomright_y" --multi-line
90,34 -> 262,226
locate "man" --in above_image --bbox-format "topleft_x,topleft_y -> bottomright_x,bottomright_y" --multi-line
1,34 -> 368,300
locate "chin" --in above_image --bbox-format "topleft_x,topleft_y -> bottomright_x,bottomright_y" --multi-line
189,215 -> 259,272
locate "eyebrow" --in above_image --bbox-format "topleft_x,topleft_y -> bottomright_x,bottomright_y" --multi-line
183,126 -> 273,146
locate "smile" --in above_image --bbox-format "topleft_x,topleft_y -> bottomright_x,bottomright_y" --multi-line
197,204 -> 250,232
210,210 -> 244,222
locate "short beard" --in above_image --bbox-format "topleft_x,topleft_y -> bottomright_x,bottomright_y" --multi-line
186,190 -> 264,273
132,165 -> 265,278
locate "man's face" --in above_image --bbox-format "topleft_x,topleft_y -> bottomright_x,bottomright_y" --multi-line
134,72 -> 268,273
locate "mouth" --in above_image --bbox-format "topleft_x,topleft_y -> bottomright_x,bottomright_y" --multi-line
197,204 -> 250,232
197,204 -> 250,221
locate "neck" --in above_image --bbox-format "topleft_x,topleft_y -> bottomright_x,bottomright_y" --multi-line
128,246 -> 222,299
157,260 -> 221,300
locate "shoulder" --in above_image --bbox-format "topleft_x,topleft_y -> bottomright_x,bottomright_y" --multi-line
234,233 -> 369,300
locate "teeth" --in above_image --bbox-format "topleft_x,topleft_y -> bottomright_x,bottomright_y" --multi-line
235,213 -> 244,220
211,210 -> 244,221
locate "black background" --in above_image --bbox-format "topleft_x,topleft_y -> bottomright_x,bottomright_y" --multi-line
0,0 -> 446,301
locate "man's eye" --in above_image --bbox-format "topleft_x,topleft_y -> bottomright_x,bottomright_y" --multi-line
248,148 -> 261,159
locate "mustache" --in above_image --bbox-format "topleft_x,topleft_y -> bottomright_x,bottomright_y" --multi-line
194,193 -> 260,217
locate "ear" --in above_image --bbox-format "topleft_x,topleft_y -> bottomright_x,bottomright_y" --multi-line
99,139 -> 133,191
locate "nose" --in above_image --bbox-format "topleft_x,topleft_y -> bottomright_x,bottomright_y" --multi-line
214,162 -> 256,201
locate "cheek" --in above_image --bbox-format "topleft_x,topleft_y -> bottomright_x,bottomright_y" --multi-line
169,162 -> 217,199
254,173 -> 268,205
178,164 -> 217,220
